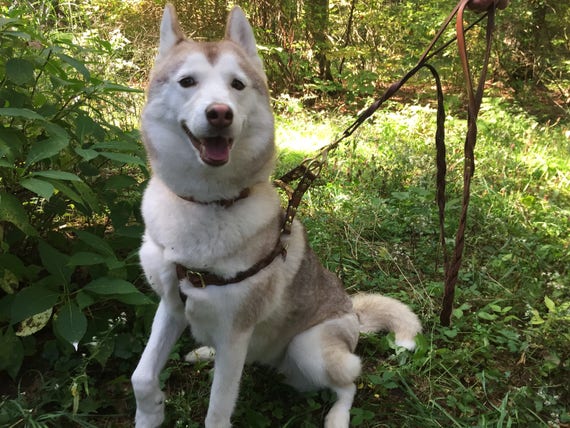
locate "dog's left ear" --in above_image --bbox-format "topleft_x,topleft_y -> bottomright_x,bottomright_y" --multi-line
157,4 -> 186,61
225,7 -> 263,70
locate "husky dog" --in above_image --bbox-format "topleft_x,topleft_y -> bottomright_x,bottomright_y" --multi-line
131,4 -> 422,428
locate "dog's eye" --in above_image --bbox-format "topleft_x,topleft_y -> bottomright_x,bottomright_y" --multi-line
179,76 -> 197,88
231,78 -> 245,91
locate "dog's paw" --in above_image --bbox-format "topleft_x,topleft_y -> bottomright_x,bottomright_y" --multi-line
205,413 -> 232,428
135,399 -> 165,428
132,381 -> 165,428
185,346 -> 216,363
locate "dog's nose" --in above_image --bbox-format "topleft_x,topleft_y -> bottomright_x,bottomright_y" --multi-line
206,104 -> 233,128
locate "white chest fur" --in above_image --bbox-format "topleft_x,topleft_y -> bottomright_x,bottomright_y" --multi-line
141,176 -> 282,275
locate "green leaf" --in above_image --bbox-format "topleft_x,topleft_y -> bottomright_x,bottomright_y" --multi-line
25,134 -> 70,166
84,277 -> 139,295
10,284 -> 59,324
0,328 -> 24,379
68,251 -> 107,266
32,170 -> 82,181
55,52 -> 91,81
99,151 -> 146,167
0,107 -> 44,120
75,290 -> 96,310
73,180 -> 101,213
113,292 -> 154,306
104,174 -> 138,190
50,180 -> 84,205
38,241 -> 72,285
75,147 -> 99,161
53,303 -> 87,351
478,311 -> 498,321
0,192 -> 38,236
15,307 -> 53,336
544,296 -> 556,313
75,230 -> 115,257
20,177 -> 55,200
92,140 -> 141,153
5,58 -> 35,85
530,309 -> 546,325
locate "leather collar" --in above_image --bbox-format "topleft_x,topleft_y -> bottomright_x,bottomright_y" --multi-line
177,188 -> 250,208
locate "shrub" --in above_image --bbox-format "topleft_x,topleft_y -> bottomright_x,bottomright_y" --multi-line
0,4 -> 154,421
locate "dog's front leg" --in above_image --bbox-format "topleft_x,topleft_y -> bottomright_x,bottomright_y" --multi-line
205,330 -> 253,428
132,299 -> 187,428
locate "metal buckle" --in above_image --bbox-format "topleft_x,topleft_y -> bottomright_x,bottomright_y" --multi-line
187,270 -> 207,288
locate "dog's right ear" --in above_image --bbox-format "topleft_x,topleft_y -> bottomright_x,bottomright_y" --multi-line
157,3 -> 185,60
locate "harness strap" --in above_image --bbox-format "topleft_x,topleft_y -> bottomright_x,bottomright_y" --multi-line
176,239 -> 287,289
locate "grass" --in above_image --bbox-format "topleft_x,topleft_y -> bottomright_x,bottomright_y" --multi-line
157,96 -> 568,427
2,95 -> 568,427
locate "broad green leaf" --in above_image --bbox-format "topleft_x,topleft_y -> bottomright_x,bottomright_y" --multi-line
43,121 -> 69,138
38,241 -> 72,285
75,147 -> 99,161
32,170 -> 82,181
89,337 -> 114,367
0,107 -> 44,120
75,230 -> 115,257
0,192 -> 38,236
530,309 -> 545,325
0,254 -> 27,281
51,180 -> 84,205
53,303 -> 87,351
113,292 -> 154,306
73,180 -> 101,213
84,277 -> 139,295
20,177 -> 55,200
5,58 -> 35,85
99,81 -> 143,93
10,284 -> 59,324
0,127 -> 26,162
478,311 -> 498,321
0,328 -> 24,379
55,52 -> 91,81
99,152 -> 146,167
25,134 -> 70,166
68,251 -> 107,266
544,296 -> 556,313
15,307 -> 53,336
92,140 -> 141,153
75,290 -> 95,310
104,174 -> 138,190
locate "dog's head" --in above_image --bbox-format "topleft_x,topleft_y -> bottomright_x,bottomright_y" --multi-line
142,4 -> 275,198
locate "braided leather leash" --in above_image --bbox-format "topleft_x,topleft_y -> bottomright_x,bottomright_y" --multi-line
274,0 -> 509,326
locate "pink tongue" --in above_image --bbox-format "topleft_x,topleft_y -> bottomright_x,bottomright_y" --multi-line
202,137 -> 230,163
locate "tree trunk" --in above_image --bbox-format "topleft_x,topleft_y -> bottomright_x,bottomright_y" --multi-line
304,0 -> 332,81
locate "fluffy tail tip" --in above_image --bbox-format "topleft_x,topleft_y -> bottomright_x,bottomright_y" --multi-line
352,293 -> 422,351
395,337 -> 417,351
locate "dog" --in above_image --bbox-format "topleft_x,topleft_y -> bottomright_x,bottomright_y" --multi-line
131,4 -> 422,427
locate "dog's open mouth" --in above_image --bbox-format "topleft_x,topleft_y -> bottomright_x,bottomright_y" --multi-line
182,122 -> 233,167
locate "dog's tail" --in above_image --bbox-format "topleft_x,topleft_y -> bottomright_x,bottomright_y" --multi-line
352,294 -> 422,350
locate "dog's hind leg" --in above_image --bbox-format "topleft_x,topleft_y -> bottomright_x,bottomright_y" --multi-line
278,315 -> 361,428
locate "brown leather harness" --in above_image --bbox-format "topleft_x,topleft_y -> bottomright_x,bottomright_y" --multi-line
175,0 -> 508,326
